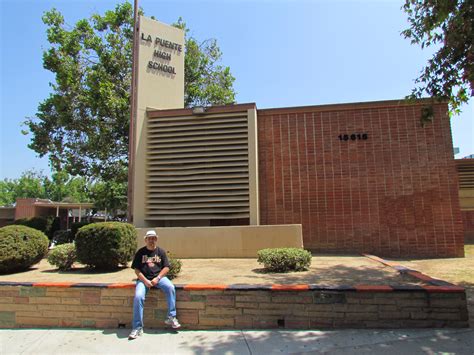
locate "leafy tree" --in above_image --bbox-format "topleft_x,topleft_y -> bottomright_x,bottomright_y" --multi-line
43,170 -> 68,202
0,170 -> 47,205
402,0 -> 473,114
43,170 -> 91,203
173,18 -> 236,107
24,3 -> 236,208
26,4 -> 132,182
61,176 -> 92,203
0,180 -> 16,206
89,179 -> 127,217
0,170 -> 47,206
0,170 -> 90,206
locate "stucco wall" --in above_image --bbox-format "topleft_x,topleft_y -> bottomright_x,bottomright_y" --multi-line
136,225 -> 303,258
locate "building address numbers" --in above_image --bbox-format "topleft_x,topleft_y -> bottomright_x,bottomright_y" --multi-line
338,133 -> 368,141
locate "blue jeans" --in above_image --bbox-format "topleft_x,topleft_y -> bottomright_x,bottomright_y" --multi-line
132,277 -> 176,330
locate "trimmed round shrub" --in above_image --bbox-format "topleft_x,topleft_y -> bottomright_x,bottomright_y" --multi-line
52,230 -> 73,245
0,225 -> 49,273
167,252 -> 182,280
13,216 -> 54,238
47,243 -> 76,270
70,221 -> 91,240
75,222 -> 137,270
257,248 -> 312,273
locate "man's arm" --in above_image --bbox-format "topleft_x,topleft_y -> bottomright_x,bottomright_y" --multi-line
135,268 -> 153,288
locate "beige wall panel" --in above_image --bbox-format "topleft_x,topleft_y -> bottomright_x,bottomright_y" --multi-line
136,16 -> 184,112
459,189 -> 474,211
136,225 -> 303,258
133,16 -> 185,227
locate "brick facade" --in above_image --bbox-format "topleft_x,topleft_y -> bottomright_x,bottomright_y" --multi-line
257,100 -> 464,257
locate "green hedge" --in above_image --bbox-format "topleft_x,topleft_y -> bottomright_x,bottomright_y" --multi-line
13,217 -> 53,235
12,216 -> 60,239
47,243 -> 76,270
75,222 -> 136,270
52,230 -> 73,245
70,221 -> 91,240
257,248 -> 312,272
0,225 -> 49,273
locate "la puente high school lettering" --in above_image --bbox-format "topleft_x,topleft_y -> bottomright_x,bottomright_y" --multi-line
140,32 -> 182,75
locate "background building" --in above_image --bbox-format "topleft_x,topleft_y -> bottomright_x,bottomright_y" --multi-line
130,18 -> 465,258
138,99 -> 464,258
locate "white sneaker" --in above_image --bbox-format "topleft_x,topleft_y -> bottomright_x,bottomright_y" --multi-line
128,327 -> 143,339
164,316 -> 181,329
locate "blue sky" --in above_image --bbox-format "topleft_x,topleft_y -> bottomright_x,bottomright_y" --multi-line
1,0 -> 473,179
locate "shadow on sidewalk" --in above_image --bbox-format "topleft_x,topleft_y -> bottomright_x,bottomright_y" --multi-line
102,327 -> 179,340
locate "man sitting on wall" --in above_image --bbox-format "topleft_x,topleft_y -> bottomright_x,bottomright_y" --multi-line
129,230 -> 181,339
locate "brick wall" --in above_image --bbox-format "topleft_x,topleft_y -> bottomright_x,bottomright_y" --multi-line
0,284 -> 468,329
257,100 -> 464,257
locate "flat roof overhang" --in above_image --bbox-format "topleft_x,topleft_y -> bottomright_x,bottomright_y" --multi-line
33,202 -> 95,209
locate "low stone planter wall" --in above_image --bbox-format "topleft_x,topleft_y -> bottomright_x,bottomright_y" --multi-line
0,282 -> 468,329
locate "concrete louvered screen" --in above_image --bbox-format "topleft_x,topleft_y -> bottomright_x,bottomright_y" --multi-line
146,111 -> 251,220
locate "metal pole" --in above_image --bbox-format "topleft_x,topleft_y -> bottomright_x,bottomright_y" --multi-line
127,0 -> 140,224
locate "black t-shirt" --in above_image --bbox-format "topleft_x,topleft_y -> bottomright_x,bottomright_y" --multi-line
131,246 -> 170,280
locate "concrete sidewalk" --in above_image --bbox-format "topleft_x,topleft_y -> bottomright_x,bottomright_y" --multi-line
1,328 -> 473,354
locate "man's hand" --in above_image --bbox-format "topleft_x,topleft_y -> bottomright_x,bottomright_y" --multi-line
151,276 -> 161,286
135,269 -> 153,288
144,279 -> 153,288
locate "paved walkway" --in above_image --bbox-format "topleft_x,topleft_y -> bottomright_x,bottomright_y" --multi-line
1,328 -> 473,354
